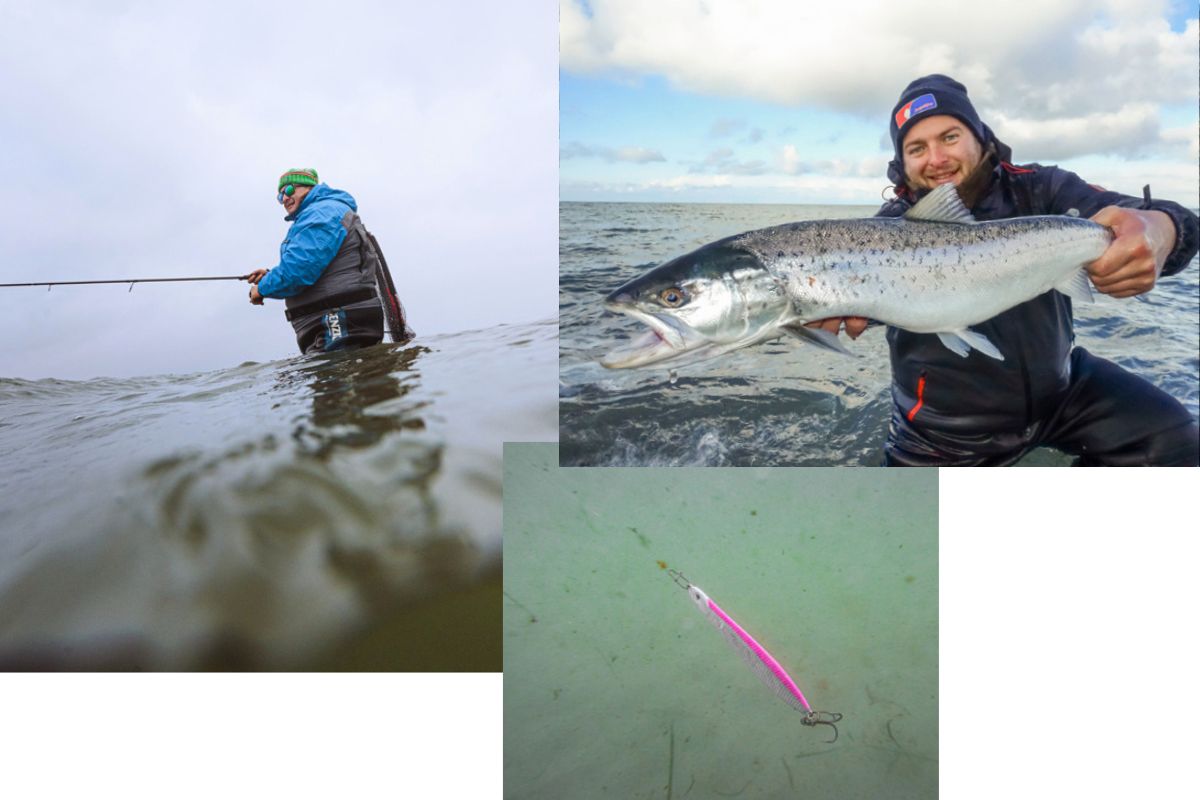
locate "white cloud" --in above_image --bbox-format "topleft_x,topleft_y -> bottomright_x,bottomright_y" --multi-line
1054,154 -> 1200,206
780,146 -> 888,179
710,118 -> 747,138
689,148 -> 769,175
992,104 -> 1165,161
561,142 -> 667,162
649,174 -> 734,191
1162,124 -> 1200,161
561,0 -> 1198,160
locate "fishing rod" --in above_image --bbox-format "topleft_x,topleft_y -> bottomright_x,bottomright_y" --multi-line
0,275 -> 253,290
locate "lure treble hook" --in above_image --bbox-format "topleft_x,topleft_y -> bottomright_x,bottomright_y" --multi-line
801,710 -> 843,743
667,568 -> 690,590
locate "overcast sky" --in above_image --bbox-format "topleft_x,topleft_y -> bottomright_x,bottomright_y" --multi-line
1,0 -> 556,380
562,0 -> 1199,205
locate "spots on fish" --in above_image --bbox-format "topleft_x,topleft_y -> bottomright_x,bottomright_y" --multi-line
806,276 -> 815,286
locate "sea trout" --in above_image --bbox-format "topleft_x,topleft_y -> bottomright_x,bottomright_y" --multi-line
601,183 -> 1111,368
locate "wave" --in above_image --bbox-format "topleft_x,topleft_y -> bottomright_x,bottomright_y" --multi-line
0,318 -> 556,669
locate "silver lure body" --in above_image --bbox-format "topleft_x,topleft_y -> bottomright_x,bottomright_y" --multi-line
601,184 -> 1111,368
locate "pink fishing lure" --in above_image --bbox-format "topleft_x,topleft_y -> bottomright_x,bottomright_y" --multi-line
669,569 -> 842,741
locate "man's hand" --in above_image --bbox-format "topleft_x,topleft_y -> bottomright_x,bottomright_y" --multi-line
245,268 -> 268,305
1087,207 -> 1175,299
804,316 -> 869,339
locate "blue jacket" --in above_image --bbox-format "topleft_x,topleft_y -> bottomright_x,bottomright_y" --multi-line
258,184 -> 358,298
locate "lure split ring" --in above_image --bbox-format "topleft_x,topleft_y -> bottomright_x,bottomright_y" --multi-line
800,710 -> 844,743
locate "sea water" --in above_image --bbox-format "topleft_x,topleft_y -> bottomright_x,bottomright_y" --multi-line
504,444 -> 938,799
0,319 -> 556,670
560,201 -> 1200,466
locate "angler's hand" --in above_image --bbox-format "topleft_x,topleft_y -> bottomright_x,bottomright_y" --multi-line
245,268 -> 269,284
805,317 -> 869,339
249,284 -> 264,305
1087,207 -> 1175,298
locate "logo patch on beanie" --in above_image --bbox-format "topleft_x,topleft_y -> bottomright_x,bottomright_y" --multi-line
895,93 -> 938,128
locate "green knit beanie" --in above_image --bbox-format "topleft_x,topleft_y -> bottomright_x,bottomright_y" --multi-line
278,168 -> 319,191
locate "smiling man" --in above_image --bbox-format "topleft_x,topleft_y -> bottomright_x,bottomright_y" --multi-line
246,168 -> 406,354
898,114 -> 983,192
820,74 -> 1198,466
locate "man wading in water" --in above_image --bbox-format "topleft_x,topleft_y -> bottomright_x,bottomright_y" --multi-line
247,168 -> 409,354
810,75 -> 1198,466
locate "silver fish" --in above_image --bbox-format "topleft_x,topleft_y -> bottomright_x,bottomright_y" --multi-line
601,183 -> 1111,368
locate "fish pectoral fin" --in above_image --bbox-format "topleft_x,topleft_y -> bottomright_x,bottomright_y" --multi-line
936,329 -> 1005,361
1054,268 -> 1094,304
781,324 -> 856,357
936,332 -> 971,358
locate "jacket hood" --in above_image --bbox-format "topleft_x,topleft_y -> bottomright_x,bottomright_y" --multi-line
285,183 -> 357,221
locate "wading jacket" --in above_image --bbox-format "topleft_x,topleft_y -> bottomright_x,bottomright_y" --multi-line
257,183 -> 380,327
875,164 -> 1199,434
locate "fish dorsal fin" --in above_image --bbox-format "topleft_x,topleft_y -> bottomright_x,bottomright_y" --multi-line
904,183 -> 976,224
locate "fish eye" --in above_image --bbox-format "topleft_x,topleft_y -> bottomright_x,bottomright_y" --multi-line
659,287 -> 685,307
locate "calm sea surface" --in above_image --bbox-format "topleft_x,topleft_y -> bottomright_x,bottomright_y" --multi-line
560,201 -> 1200,466
0,319 -> 556,669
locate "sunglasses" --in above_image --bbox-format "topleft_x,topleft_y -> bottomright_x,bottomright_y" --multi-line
277,184 -> 299,203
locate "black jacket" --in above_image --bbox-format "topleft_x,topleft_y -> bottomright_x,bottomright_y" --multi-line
876,163 -> 1199,433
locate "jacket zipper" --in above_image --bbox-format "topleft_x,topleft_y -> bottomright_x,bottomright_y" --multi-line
906,371 -> 927,422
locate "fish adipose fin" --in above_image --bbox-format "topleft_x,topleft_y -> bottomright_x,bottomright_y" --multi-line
936,329 -> 1004,360
1054,268 -> 1094,304
781,324 -> 857,356
904,183 -> 976,225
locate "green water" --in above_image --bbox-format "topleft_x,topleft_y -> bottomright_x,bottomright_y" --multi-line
503,444 -> 938,799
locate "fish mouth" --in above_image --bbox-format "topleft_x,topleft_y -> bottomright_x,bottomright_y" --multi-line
600,303 -> 707,369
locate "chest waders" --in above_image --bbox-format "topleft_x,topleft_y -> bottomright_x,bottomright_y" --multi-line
361,226 -> 414,343
283,213 -> 414,350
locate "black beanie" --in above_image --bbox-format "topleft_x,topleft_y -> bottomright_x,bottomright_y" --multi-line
887,75 -> 993,187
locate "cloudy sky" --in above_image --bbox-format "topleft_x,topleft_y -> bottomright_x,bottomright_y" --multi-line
561,0 -> 1199,205
1,0 -> 556,379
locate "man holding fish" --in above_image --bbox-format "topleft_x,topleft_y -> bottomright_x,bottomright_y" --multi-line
602,75 -> 1198,466
838,75 -> 1197,465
